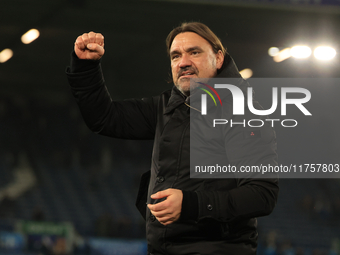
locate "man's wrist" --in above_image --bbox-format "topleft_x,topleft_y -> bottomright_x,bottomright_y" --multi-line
70,51 -> 100,73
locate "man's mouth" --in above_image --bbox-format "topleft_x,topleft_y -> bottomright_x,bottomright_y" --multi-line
179,71 -> 196,78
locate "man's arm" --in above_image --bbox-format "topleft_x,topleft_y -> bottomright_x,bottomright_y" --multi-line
66,32 -> 158,139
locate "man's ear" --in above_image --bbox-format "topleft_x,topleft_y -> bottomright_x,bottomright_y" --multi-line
216,50 -> 224,70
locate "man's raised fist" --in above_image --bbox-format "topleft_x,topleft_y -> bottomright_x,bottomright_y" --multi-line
74,31 -> 105,60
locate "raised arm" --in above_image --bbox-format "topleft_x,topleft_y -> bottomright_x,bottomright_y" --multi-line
66,32 -> 158,140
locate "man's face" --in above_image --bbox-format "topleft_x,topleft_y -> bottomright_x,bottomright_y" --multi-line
170,32 -> 224,96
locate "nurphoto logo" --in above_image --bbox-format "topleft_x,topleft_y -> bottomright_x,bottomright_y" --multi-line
198,82 -> 312,128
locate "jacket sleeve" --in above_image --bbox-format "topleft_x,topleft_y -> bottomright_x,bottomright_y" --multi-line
195,98 -> 279,223
66,59 -> 158,140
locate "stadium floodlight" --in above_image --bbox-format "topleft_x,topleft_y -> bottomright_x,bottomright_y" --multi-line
273,48 -> 291,62
314,46 -> 336,61
0,48 -> 13,63
21,29 -> 40,44
268,47 -> 280,57
240,68 -> 253,79
290,45 -> 311,59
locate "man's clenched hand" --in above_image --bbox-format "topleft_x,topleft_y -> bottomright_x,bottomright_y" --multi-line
74,31 -> 105,60
147,188 -> 183,226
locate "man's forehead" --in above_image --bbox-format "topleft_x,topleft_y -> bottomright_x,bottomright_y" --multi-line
170,32 -> 211,51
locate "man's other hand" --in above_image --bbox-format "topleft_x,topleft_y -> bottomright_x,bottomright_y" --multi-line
74,31 -> 105,60
147,188 -> 183,226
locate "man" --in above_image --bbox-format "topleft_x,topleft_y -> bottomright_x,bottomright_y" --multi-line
66,22 -> 279,255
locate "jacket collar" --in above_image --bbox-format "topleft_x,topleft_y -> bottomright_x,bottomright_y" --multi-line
164,53 -> 241,114
164,86 -> 187,114
216,53 -> 242,79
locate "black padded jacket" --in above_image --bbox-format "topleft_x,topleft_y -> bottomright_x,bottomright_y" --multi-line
66,53 -> 279,255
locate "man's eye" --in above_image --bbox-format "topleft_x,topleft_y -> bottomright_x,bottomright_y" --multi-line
172,55 -> 180,60
192,51 -> 199,55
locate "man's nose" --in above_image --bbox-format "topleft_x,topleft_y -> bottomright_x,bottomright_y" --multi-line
179,54 -> 192,68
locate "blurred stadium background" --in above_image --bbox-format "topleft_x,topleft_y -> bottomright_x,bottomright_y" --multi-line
1,0 -> 340,254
